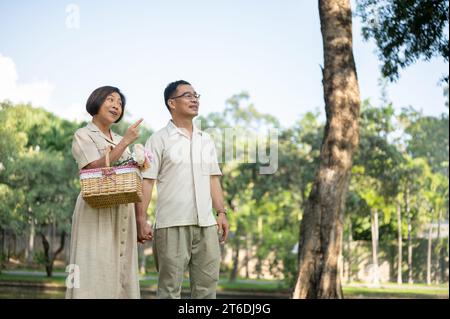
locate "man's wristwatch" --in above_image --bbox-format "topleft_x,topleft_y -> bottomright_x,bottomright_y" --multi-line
216,207 -> 228,216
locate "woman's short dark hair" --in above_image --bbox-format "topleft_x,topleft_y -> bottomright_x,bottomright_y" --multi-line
86,86 -> 126,123
164,80 -> 191,112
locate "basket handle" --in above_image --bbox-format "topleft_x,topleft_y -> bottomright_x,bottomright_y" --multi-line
105,146 -> 112,167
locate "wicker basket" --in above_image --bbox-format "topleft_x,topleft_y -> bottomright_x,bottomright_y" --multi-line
79,149 -> 142,209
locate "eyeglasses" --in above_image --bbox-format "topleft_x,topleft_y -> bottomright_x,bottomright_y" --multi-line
170,92 -> 201,100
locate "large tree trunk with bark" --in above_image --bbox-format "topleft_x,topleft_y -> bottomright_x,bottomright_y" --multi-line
293,0 -> 360,299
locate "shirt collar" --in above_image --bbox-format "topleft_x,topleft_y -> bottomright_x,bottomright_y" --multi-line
166,120 -> 202,138
87,121 -> 118,144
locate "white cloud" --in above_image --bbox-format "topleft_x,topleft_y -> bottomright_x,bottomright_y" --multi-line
0,53 -> 54,107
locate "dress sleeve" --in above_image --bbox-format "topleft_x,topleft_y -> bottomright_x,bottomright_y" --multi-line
72,129 -> 100,170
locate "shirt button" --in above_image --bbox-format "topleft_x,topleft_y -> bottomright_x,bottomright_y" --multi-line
121,240 -> 125,245
122,228 -> 126,233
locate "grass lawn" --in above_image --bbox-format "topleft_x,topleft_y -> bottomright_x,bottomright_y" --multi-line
218,281 -> 288,293
0,274 -> 66,285
1,272 -> 448,299
343,285 -> 448,299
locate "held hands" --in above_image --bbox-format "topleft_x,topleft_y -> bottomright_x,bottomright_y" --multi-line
123,118 -> 143,145
137,219 -> 153,244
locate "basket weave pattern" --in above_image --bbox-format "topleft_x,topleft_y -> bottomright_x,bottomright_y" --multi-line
79,150 -> 142,209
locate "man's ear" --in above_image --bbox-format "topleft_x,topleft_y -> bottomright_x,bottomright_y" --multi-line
168,99 -> 175,110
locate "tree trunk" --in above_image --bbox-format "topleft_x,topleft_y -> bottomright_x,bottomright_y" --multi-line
55,231 -> 66,268
396,202 -> 403,284
51,221 -> 56,261
7,231 -> 11,261
405,187 -> 414,284
65,232 -> 71,266
434,209 -> 441,284
41,230 -> 66,277
245,234 -> 250,279
426,211 -> 433,285
41,232 -> 52,277
229,222 -> 242,282
345,218 -> 353,283
229,240 -> 240,282
370,209 -> 380,286
293,0 -> 360,299
11,233 -> 16,258
0,227 -> 4,273
257,217 -> 263,280
440,208 -> 449,282
26,220 -> 35,265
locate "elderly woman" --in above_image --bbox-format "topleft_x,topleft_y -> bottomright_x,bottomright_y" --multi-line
66,86 -> 151,299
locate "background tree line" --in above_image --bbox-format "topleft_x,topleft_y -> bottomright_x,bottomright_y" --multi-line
0,86 -> 447,285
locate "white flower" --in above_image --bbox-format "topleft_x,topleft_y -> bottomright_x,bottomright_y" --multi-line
132,144 -> 146,165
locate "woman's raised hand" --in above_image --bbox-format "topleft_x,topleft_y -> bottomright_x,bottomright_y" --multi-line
123,118 -> 143,145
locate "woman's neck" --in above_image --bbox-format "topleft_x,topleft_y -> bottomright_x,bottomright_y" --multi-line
92,117 -> 112,138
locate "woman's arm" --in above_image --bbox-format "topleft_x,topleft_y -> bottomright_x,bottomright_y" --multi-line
84,139 -> 130,169
83,119 -> 142,169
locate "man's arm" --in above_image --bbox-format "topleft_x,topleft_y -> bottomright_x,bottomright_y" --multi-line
142,179 -> 155,216
210,175 -> 229,244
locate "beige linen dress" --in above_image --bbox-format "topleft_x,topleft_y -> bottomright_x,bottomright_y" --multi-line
65,122 -> 140,299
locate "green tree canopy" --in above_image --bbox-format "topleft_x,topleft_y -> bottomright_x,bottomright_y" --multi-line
357,0 -> 449,81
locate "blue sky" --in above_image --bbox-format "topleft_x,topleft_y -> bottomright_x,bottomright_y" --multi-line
0,0 -> 448,130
